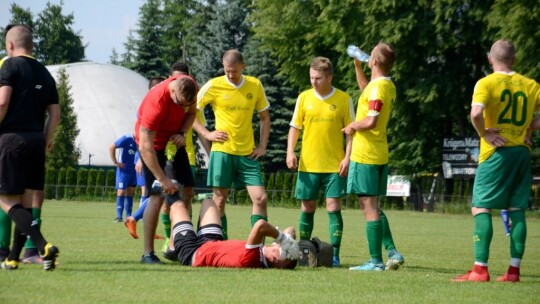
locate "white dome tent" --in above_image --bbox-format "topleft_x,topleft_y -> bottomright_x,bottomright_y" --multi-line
47,62 -> 148,167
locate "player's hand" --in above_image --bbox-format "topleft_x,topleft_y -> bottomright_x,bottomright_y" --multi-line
341,123 -> 355,135
286,153 -> 298,170
170,134 -> 186,147
160,178 -> 179,195
524,128 -> 533,146
116,162 -> 126,169
484,128 -> 507,148
276,231 -> 300,260
206,130 -> 228,143
249,146 -> 266,160
338,158 -> 349,177
135,159 -> 143,174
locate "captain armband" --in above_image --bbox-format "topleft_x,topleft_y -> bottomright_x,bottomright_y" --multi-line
367,99 -> 383,116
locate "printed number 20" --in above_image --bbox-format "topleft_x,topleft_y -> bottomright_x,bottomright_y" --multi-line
498,89 -> 527,126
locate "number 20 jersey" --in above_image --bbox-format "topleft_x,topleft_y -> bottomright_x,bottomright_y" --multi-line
472,71 -> 540,163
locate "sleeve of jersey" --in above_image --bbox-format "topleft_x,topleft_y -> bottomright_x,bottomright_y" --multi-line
196,109 -> 208,126
367,87 -> 383,117
196,81 -> 213,111
344,96 -> 355,125
241,244 -> 265,268
0,59 -> 14,86
140,99 -> 163,131
255,81 -> 270,113
289,96 -> 303,129
471,80 -> 488,107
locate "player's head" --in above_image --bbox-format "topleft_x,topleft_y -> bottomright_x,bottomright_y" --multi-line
488,39 -> 515,66
371,42 -> 395,74
148,75 -> 166,90
170,61 -> 190,76
309,57 -> 333,94
222,49 -> 245,85
264,243 -> 298,270
171,76 -> 197,106
4,24 -> 33,55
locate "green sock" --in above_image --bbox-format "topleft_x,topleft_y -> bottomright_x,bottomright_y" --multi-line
328,210 -> 343,257
509,210 -> 526,259
161,212 -> 171,239
473,213 -> 493,264
24,208 -> 42,249
250,214 -> 267,227
221,215 -> 228,240
366,220 -> 383,263
0,209 -> 12,250
299,211 -> 314,240
379,209 -> 396,251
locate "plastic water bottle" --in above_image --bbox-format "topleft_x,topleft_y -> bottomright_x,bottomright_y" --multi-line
346,45 -> 370,62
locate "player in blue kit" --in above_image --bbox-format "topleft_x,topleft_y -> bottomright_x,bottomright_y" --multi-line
109,134 -> 138,222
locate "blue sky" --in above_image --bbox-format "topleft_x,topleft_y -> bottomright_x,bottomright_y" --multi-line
1,0 -> 145,63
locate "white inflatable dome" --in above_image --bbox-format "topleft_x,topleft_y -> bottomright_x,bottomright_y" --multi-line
47,62 -> 148,166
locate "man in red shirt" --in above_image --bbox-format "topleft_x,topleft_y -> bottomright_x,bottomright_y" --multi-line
165,199 -> 300,269
135,75 -> 197,264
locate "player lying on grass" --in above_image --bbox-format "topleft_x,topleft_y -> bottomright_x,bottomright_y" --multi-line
163,198 -> 300,269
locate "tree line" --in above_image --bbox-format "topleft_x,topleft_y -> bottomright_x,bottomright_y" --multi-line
2,0 -> 540,176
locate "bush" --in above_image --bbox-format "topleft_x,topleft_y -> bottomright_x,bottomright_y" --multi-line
87,169 -> 97,196
76,168 -> 88,198
57,168 -> 66,200
64,167 -> 77,199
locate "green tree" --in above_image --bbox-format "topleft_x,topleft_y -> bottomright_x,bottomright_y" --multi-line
34,1 -> 86,64
48,68 -> 81,170
191,0 -> 250,84
0,4 -> 35,57
129,0 -> 169,78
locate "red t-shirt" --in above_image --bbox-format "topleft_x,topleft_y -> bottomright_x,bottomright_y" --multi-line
134,75 -> 192,150
192,240 -> 267,268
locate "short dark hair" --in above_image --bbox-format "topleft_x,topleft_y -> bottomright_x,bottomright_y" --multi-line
170,61 -> 190,75
174,76 -> 197,104
148,76 -> 166,90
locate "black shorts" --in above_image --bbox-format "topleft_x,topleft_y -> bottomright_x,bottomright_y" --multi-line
169,147 -> 195,187
172,222 -> 223,265
0,132 -> 46,194
141,149 -> 167,191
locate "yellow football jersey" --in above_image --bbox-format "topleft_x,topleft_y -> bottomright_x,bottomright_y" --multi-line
472,71 -> 540,163
197,75 -> 270,156
290,87 -> 354,172
165,110 -> 207,164
350,77 -> 396,165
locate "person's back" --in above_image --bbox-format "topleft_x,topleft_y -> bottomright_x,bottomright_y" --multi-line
192,239 -> 265,268
474,72 -> 540,162
0,56 -> 57,132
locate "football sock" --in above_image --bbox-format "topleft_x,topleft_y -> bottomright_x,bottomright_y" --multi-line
7,225 -> 26,261
221,215 -> 228,240
299,211 -> 314,240
0,209 -> 12,250
7,204 -> 47,253
328,210 -> 343,257
366,220 -> 383,263
133,197 -> 148,221
125,196 -> 134,217
161,212 -> 171,238
508,210 -> 526,259
379,209 -> 396,251
115,196 -> 124,219
24,207 -> 41,250
473,212 -> 492,264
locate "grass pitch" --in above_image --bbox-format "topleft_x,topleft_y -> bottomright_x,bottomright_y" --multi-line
0,200 -> 538,303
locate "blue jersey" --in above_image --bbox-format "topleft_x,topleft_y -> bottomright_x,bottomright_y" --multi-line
114,134 -> 137,170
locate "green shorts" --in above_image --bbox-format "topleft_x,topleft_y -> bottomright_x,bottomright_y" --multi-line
347,161 -> 388,196
472,146 -> 531,210
207,151 -> 264,188
295,172 -> 346,200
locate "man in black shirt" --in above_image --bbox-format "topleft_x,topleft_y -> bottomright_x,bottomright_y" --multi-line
0,24 -> 61,271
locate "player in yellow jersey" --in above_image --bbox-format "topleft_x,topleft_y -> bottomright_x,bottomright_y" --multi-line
343,42 -> 404,271
286,57 -> 354,267
453,40 -> 540,283
193,49 -> 270,239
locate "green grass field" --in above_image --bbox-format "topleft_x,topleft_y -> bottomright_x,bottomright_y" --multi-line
0,200 -> 539,303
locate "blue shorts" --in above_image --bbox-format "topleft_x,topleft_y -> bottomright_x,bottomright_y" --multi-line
116,167 -> 137,190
